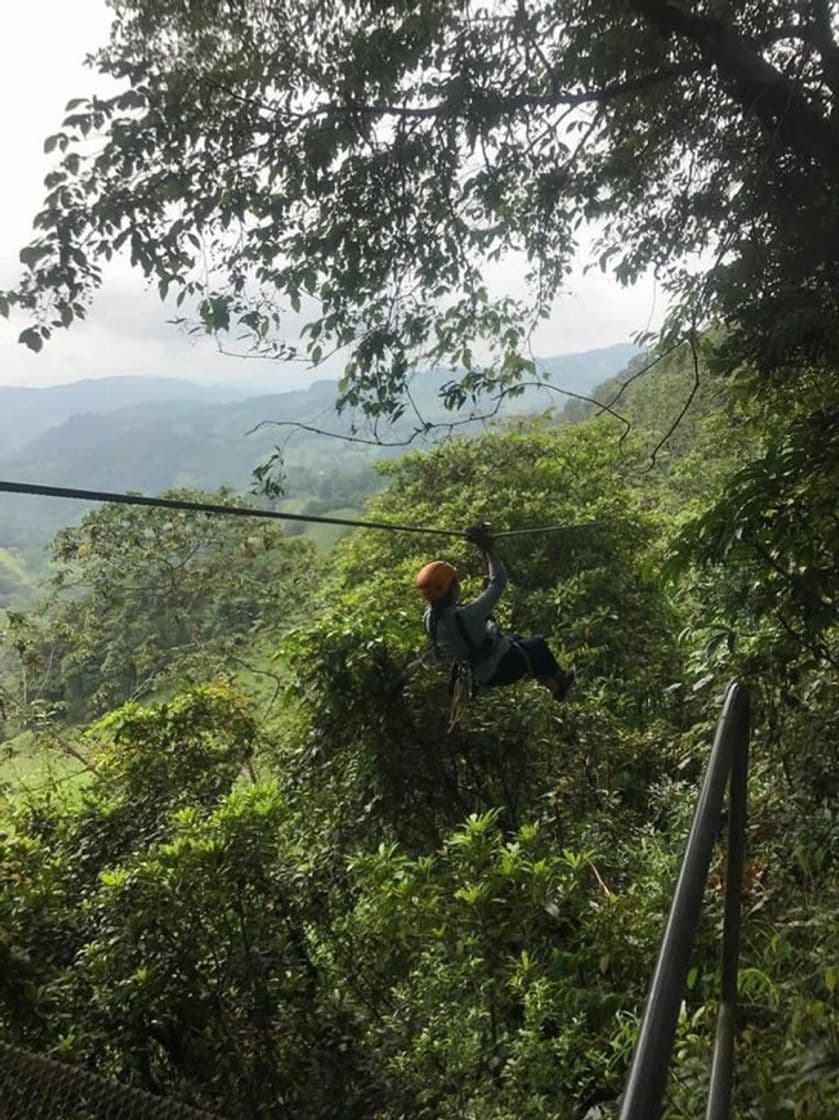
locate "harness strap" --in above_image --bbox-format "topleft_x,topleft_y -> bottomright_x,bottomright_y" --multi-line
425,608 -> 443,660
447,662 -> 476,734
427,606 -> 494,665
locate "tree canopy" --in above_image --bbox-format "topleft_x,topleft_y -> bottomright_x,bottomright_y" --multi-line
2,394 -> 837,1117
6,0 -> 839,417
0,489 -> 317,729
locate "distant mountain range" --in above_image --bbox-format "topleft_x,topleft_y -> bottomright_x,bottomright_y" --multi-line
0,343 -> 638,560
0,376 -> 254,458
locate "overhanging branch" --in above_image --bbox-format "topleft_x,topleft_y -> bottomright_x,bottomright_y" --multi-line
245,62 -> 706,128
245,377 -> 631,457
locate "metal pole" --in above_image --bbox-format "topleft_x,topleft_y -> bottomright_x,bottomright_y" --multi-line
618,683 -> 749,1120
707,690 -> 750,1119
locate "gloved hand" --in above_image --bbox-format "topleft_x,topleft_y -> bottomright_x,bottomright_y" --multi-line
463,523 -> 495,551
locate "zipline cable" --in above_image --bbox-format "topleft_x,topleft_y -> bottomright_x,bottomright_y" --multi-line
0,479 -> 463,538
0,478 -> 605,539
494,523 -> 605,538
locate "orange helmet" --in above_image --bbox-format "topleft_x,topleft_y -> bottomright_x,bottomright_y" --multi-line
416,560 -> 458,602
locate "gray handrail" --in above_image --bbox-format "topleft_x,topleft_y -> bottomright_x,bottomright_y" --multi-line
618,681 -> 751,1120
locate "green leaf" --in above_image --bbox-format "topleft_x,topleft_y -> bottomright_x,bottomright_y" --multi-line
18,327 -> 43,353
19,244 -> 51,268
210,296 -> 230,332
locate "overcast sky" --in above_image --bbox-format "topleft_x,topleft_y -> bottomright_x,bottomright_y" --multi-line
1,0 -> 662,391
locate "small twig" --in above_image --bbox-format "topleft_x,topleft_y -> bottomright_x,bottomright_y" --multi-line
215,344 -> 308,363
6,765 -> 92,796
644,335 -> 701,470
204,78 -> 277,117
517,0 -> 562,99
511,379 -> 632,435
773,610 -> 839,670
276,63 -> 706,123
404,377 -> 432,431
598,340 -> 687,414
588,858 -> 616,899
246,371 -> 632,449
245,417 -> 430,447
226,653 -> 284,683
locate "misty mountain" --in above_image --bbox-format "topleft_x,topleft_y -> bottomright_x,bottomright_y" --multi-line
536,346 -> 641,391
0,376 -> 254,459
0,343 -> 638,564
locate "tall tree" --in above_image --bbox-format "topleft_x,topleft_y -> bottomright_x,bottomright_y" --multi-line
1,490 -> 316,724
5,1 -> 839,415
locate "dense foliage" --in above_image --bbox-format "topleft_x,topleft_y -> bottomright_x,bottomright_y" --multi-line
7,1 -> 839,415
1,363 -> 836,1117
1,2 -> 838,1115
0,489 -> 317,732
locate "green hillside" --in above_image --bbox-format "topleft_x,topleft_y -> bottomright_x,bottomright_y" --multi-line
0,550 -> 33,606
1,341 -> 835,1119
0,377 -> 253,459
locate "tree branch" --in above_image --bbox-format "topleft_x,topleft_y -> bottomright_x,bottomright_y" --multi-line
774,608 -> 839,670
630,0 -> 839,174
809,0 -> 839,96
246,417 -> 432,447
510,380 -> 631,434
272,63 -> 704,126
597,340 -> 687,414
644,334 -> 701,470
246,376 -> 630,457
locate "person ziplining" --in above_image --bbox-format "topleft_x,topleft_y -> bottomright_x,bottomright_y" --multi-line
0,479 -> 579,716
416,524 -> 575,703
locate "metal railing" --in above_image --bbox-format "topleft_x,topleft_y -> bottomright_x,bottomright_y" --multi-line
619,681 -> 751,1120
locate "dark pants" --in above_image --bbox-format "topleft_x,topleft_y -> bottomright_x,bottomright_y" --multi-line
484,633 -> 560,688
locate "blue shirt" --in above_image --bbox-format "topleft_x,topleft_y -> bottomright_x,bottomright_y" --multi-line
423,558 -> 511,683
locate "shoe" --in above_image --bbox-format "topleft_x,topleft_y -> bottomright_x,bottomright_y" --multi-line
554,668 -> 576,702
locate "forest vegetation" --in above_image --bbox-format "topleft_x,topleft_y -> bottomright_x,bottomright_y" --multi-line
1,343 -> 836,1118
1,1 -> 838,1118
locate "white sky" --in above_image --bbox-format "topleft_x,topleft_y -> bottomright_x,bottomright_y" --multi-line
0,0 -> 662,390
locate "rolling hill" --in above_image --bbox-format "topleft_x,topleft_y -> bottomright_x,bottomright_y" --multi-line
0,343 -> 638,597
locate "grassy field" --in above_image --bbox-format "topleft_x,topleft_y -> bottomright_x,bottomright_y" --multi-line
0,729 -> 89,799
0,616 -> 298,804
304,507 -> 360,551
275,497 -> 360,551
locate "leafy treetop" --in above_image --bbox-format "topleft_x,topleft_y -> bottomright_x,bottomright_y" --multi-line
0,489 -> 316,727
6,0 -> 839,417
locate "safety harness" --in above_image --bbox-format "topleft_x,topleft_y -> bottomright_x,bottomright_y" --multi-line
425,607 -> 495,733
425,608 -> 538,732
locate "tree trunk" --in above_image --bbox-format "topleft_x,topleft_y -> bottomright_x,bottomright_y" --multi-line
631,0 -> 839,177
